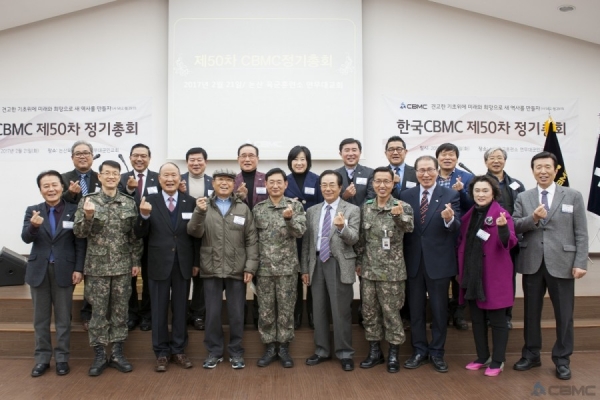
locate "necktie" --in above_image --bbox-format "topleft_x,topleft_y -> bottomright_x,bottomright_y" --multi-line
394,167 -> 402,191
80,174 -> 88,195
49,207 -> 56,262
137,173 -> 144,195
347,169 -> 354,182
319,205 -> 332,262
420,190 -> 429,224
541,190 -> 549,224
168,197 -> 175,212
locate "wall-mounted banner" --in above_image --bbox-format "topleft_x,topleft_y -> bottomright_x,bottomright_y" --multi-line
383,96 -> 578,161
0,98 -> 152,158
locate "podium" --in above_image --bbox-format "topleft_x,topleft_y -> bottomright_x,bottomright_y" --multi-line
0,247 -> 26,286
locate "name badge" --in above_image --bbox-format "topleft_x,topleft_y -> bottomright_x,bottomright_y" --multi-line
208,190 -> 214,196
562,204 -> 573,213
509,181 -> 521,190
95,186 -> 101,193
476,229 -> 490,241
406,181 -> 417,188
233,216 -> 246,225
382,237 -> 390,250
182,212 -> 192,220
256,187 -> 267,195
62,221 -> 74,229
147,186 -> 158,194
304,187 -> 315,195
355,177 -> 367,185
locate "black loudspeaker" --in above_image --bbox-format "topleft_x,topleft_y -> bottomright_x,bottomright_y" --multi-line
0,247 -> 26,286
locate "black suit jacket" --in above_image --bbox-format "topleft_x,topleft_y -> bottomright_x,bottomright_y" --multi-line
400,185 -> 461,280
118,170 -> 161,205
134,192 -> 200,281
181,172 -> 214,198
391,165 -> 418,199
61,169 -> 102,204
21,201 -> 86,288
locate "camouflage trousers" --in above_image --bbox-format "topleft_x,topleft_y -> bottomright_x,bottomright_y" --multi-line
85,274 -> 132,347
361,279 -> 406,345
256,274 -> 297,344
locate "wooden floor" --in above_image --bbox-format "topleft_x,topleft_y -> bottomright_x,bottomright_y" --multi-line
0,353 -> 598,400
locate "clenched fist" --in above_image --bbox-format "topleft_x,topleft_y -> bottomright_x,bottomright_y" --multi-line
140,196 -> 152,216
83,197 -> 95,220
196,197 -> 208,211
282,204 -> 294,219
30,210 -> 44,227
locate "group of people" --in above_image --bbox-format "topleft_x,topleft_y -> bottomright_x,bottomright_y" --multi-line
22,136 -> 588,382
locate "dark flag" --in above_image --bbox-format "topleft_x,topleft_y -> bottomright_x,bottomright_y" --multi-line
588,135 -> 600,216
543,117 -> 569,186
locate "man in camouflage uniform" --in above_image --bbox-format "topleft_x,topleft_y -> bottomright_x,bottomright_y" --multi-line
355,166 -> 414,373
253,168 -> 306,368
74,160 -> 143,377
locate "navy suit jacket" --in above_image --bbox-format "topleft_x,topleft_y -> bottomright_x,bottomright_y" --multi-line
134,192 -> 200,281
181,172 -> 214,198
118,170 -> 161,205
21,201 -> 86,288
61,169 -> 102,204
400,185 -> 461,280
284,171 -> 323,211
335,163 -> 376,206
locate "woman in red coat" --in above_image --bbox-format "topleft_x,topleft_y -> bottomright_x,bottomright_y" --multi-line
457,175 -> 517,376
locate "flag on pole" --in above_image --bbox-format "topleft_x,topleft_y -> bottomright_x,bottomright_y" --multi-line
543,116 -> 569,187
588,135 -> 600,216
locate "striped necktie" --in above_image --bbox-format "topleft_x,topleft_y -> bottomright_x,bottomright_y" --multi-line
319,205 -> 332,262
420,190 -> 429,224
80,174 -> 88,195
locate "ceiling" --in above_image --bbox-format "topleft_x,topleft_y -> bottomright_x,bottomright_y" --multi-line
0,0 -> 598,45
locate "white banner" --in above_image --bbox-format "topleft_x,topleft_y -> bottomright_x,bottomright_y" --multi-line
0,98 -> 152,159
383,96 -> 578,161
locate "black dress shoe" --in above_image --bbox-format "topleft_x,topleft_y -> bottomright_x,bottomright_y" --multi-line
341,358 -> 354,371
556,365 -> 571,380
453,317 -> 469,330
404,353 -> 429,369
56,362 -> 70,376
430,356 -> 448,373
139,318 -> 152,331
192,317 -> 205,331
31,363 -> 50,377
513,357 -> 541,371
127,318 -> 138,331
305,354 -> 331,366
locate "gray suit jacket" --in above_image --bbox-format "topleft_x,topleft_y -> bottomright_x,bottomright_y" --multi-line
301,199 -> 360,284
513,185 -> 588,279
335,164 -> 375,206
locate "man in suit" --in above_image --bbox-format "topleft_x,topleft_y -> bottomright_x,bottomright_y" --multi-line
118,143 -> 161,331
22,170 -> 86,377
484,147 -> 526,329
512,151 -> 588,381
135,162 -> 200,372
436,143 -> 474,331
335,138 -> 375,206
179,147 -> 213,331
400,155 -> 460,373
301,170 -> 360,372
233,143 -> 267,328
385,136 -> 418,199
61,140 -> 101,331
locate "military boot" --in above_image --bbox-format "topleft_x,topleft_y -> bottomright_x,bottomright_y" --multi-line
257,343 -> 278,367
278,342 -> 294,368
88,345 -> 108,377
109,342 -> 133,373
387,344 -> 400,373
360,341 -> 385,369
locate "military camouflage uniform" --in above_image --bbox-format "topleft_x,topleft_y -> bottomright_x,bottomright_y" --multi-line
74,191 -> 143,347
355,197 -> 414,345
254,197 -> 306,344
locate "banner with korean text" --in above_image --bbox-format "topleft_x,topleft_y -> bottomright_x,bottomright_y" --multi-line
383,96 -> 578,170
0,98 -> 152,159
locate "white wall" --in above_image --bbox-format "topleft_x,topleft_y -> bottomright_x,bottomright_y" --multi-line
1,0 -> 599,293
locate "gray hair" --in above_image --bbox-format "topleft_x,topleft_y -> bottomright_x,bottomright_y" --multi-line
483,147 -> 507,162
71,140 -> 93,155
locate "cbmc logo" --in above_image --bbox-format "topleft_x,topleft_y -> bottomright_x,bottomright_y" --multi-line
399,102 -> 427,110
532,381 -> 596,396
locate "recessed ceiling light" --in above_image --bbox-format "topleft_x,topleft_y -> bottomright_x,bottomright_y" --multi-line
558,5 -> 576,12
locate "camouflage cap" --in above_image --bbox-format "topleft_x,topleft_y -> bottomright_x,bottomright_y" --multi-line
212,168 -> 237,179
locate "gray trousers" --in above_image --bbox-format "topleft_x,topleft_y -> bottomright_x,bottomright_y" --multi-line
30,263 -> 74,363
311,256 -> 354,359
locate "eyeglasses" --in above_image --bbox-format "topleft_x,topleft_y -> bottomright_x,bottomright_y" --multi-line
416,168 -> 437,175
373,180 -> 393,186
100,172 -> 120,177
386,147 -> 406,154
131,154 -> 149,159
73,151 -> 92,158
238,154 -> 257,160
320,183 -> 339,189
